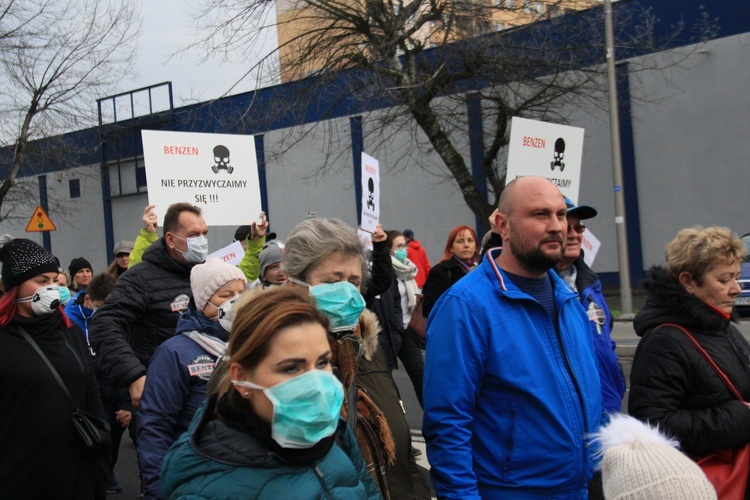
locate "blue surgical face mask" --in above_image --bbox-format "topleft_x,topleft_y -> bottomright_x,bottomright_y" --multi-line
288,278 -> 365,332
173,234 -> 209,263
394,249 -> 408,263
232,370 -> 344,449
57,285 -> 71,305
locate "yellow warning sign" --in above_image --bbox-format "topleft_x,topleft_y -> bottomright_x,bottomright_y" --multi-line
25,206 -> 56,232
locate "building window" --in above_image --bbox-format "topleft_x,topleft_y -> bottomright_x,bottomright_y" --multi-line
136,166 -> 147,188
69,179 -> 80,199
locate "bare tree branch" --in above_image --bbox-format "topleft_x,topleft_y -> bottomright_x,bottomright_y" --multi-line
189,0 -> 716,230
0,0 -> 141,221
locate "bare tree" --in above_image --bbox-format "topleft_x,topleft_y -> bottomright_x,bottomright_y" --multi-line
0,0 -> 140,221
190,0 -> 715,230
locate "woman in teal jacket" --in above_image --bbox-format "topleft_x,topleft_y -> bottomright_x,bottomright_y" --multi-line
160,287 -> 380,500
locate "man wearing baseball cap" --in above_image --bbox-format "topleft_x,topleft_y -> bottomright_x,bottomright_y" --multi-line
556,197 -> 625,415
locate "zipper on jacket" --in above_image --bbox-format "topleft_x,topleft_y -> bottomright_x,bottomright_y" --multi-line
557,322 -> 590,489
533,292 -> 590,493
501,403 -> 517,481
313,465 -> 332,500
554,299 -> 591,494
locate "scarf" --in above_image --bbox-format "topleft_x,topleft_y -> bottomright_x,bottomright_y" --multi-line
452,254 -> 477,274
185,331 -> 227,358
391,255 -> 418,310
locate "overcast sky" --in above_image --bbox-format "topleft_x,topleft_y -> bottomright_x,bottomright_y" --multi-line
114,0 -> 278,113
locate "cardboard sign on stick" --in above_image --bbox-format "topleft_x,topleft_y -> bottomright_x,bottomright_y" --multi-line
142,130 -> 262,226
207,241 -> 245,267
358,229 -> 374,252
505,117 -> 585,203
581,229 -> 601,268
360,152 -> 380,233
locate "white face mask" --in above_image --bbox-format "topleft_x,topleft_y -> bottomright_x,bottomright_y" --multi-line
217,296 -> 237,332
17,285 -> 61,315
173,234 -> 209,263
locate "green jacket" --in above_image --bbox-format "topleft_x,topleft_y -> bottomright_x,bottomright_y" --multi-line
128,229 -> 158,268
238,235 -> 264,282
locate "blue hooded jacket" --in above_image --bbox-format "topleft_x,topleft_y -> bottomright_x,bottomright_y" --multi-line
137,301 -> 229,500
64,291 -> 94,344
564,255 -> 625,413
423,248 -> 602,499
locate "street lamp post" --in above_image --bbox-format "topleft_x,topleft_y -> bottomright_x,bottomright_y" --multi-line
603,0 -> 633,316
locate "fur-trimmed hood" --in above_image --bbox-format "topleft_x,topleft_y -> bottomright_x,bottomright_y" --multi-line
357,308 -> 381,362
328,308 -> 381,394
634,265 -> 734,338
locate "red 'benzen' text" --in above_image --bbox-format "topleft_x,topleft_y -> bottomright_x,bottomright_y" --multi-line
522,137 -> 545,148
164,146 -> 199,155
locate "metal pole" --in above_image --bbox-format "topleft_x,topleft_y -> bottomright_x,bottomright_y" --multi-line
604,0 -> 633,315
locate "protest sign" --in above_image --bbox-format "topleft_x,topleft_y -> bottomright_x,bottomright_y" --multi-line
360,152 -> 380,232
142,130 -> 261,226
207,241 -> 245,267
506,117 -> 585,203
358,229 -> 374,251
582,229 -> 601,268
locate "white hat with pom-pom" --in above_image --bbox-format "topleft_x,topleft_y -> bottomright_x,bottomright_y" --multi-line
592,414 -> 716,499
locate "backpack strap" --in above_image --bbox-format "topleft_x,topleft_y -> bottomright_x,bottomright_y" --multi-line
655,323 -> 745,402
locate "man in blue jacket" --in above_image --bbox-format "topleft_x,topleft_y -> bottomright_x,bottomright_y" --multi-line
423,176 -> 602,499
556,198 -> 625,414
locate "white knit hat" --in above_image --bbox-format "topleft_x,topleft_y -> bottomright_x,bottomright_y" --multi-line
190,258 -> 247,311
594,414 -> 716,500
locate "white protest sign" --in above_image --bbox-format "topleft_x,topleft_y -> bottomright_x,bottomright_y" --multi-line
207,241 -> 245,267
360,152 -> 380,233
142,130 -> 261,226
582,229 -> 601,268
505,117 -> 585,203
357,229 -> 374,252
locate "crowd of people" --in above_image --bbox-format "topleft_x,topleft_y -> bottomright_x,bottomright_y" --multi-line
0,175 -> 746,499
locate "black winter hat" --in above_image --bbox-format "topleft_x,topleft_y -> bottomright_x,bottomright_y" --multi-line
234,225 -> 252,242
0,238 -> 60,290
69,257 -> 93,277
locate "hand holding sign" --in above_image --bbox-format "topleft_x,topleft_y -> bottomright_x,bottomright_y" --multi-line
371,223 -> 386,243
142,204 -> 158,233
250,211 -> 268,241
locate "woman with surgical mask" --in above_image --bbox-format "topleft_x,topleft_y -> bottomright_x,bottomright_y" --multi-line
137,258 -> 246,499
0,238 -> 108,498
161,286 -> 380,499
386,230 -> 425,408
55,268 -> 73,305
283,218 -> 431,499
388,231 -> 419,332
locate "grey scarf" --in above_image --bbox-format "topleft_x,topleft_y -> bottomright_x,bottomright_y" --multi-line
391,255 -> 418,310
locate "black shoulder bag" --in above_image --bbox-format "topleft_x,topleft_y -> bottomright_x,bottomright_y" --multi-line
18,327 -> 111,450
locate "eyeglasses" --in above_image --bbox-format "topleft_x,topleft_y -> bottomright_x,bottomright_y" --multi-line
568,223 -> 586,234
